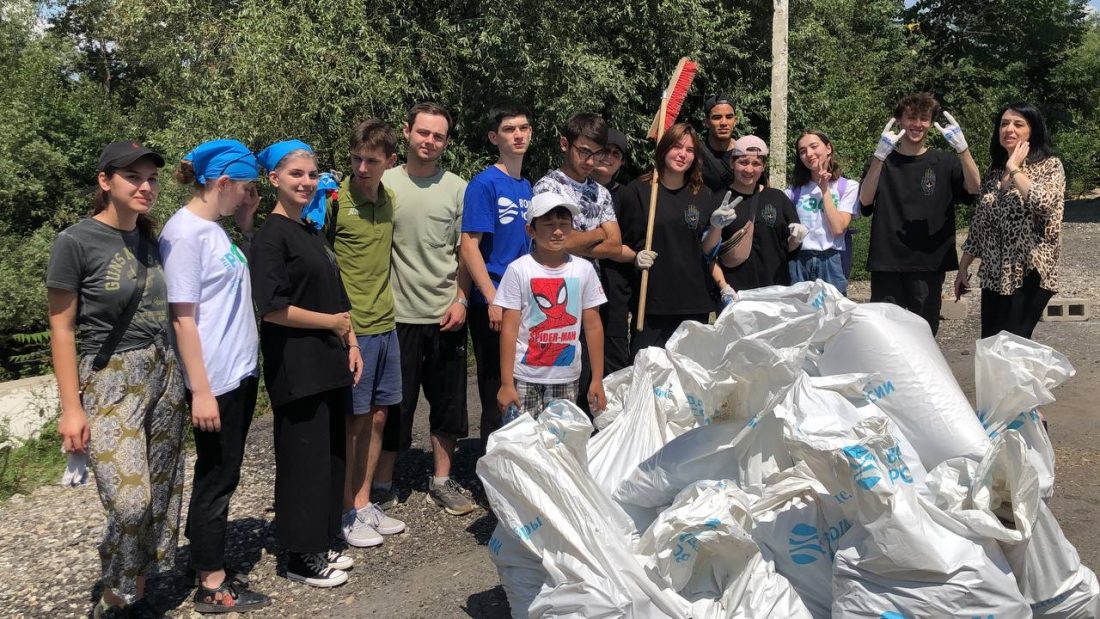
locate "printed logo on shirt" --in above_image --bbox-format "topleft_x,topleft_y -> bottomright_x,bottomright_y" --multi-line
684,205 -> 700,229
497,197 -> 527,225
921,167 -> 936,196
523,277 -> 580,368
762,202 -> 778,226
799,191 -> 840,214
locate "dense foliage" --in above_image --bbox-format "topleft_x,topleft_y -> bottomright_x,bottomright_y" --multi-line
1,0 -> 1096,377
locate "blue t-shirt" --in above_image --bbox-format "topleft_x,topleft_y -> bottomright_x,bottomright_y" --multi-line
461,165 -> 533,304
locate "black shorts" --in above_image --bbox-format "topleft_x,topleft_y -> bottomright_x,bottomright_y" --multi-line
382,322 -> 469,452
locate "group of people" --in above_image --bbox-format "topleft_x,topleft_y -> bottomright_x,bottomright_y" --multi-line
46,90 -> 1065,616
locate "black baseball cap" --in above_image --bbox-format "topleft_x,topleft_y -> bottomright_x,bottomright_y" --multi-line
97,141 -> 165,172
704,93 -> 736,114
606,128 -> 628,157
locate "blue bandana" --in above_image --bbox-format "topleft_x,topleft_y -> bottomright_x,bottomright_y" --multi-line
257,139 -> 313,172
302,172 -> 340,230
183,139 -> 258,185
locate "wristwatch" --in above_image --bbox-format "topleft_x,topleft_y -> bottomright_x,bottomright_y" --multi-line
456,297 -> 468,308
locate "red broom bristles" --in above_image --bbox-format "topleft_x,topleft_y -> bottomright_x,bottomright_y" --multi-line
647,57 -> 699,139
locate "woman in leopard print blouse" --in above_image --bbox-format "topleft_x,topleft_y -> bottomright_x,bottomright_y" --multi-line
955,102 -> 1065,339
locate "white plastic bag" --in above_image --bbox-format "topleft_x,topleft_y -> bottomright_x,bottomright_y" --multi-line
478,401 -> 690,618
774,373 -> 929,494
788,418 -> 1030,618
927,431 -> 1100,618
749,466 -> 849,618
974,331 -> 1076,498
817,303 -> 990,469
635,480 -> 812,619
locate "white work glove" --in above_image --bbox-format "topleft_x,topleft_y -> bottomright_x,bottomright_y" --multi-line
720,285 -> 739,308
935,111 -> 969,154
710,192 -> 743,228
874,119 -> 906,161
635,249 -> 657,270
788,223 -> 808,244
61,449 -> 88,487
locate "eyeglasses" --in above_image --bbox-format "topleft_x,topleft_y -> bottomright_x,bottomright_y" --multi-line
570,143 -> 612,164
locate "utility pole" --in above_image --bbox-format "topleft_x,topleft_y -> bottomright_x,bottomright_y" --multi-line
770,0 -> 790,186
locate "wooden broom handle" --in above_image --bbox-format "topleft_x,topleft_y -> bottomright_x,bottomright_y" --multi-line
636,96 -> 667,331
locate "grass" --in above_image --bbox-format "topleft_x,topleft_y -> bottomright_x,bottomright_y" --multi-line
0,418 -> 66,502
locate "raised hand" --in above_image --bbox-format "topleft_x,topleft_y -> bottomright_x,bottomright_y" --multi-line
710,192 -> 743,228
1006,140 -> 1030,172
874,119 -> 906,161
934,111 -> 969,154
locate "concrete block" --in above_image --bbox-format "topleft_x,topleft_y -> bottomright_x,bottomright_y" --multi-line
1041,297 -> 1091,322
940,296 -> 969,320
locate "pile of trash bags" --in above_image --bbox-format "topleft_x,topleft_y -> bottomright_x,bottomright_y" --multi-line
477,281 -> 1100,618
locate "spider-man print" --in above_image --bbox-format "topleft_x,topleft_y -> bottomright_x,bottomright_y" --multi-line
522,277 -> 578,367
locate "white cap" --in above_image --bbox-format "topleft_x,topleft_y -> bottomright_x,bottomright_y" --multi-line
526,192 -> 581,223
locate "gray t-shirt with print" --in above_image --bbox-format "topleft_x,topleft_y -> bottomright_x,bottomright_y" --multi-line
47,218 -> 169,357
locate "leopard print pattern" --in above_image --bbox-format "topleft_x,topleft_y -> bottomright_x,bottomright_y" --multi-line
961,157 -> 1065,296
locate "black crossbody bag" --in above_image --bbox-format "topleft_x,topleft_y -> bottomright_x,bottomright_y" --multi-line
91,235 -> 148,371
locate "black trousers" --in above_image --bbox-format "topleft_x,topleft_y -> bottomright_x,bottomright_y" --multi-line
980,270 -> 1054,339
630,313 -> 709,362
185,376 -> 259,571
383,322 -> 469,452
870,271 -> 946,335
468,304 -> 501,444
272,387 -> 349,554
599,261 -> 633,377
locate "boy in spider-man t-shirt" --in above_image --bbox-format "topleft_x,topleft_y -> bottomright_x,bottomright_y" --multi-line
494,192 -> 607,420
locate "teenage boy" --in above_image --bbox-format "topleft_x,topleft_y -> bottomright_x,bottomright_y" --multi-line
533,113 -> 620,413
328,119 -> 406,548
460,102 -> 534,444
590,128 -> 632,376
375,102 -> 475,516
859,92 -> 980,335
699,93 -> 739,193
495,192 -> 607,419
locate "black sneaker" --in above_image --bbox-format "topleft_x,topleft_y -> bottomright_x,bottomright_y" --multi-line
286,552 -> 348,588
193,580 -> 271,614
325,548 -> 354,570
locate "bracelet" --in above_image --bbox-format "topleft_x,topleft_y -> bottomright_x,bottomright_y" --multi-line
1010,167 -> 1024,177
348,344 -> 360,349
456,297 -> 468,308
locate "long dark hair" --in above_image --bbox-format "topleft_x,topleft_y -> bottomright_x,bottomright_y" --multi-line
92,168 -> 157,240
642,122 -> 704,194
989,102 -> 1054,170
792,130 -> 843,188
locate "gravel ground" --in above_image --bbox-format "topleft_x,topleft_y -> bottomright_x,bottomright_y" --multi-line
2,198 -> 1098,618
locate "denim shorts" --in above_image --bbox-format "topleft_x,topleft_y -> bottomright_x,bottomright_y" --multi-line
351,329 -> 402,414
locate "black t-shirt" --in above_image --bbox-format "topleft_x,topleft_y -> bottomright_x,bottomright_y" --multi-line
250,214 -> 353,407
860,149 -> 972,272
700,141 -> 736,194
597,181 -> 633,332
720,187 -> 799,291
619,178 -> 719,315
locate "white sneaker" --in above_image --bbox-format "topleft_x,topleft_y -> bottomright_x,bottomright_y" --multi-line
286,552 -> 348,588
325,548 -> 354,570
359,503 -> 406,535
340,508 -> 382,548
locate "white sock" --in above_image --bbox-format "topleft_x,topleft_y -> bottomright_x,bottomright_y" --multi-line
432,476 -> 450,487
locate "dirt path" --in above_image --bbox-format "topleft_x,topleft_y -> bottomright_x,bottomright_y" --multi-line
2,200 -> 1098,618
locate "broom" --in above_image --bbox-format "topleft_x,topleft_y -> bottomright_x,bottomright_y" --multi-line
636,57 -> 698,331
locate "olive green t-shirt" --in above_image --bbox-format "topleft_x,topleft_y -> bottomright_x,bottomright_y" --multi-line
383,165 -> 467,324
331,177 -> 395,335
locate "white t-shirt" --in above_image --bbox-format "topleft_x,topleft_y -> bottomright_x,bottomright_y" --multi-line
494,254 -> 606,384
785,179 -> 860,252
160,208 -> 258,396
